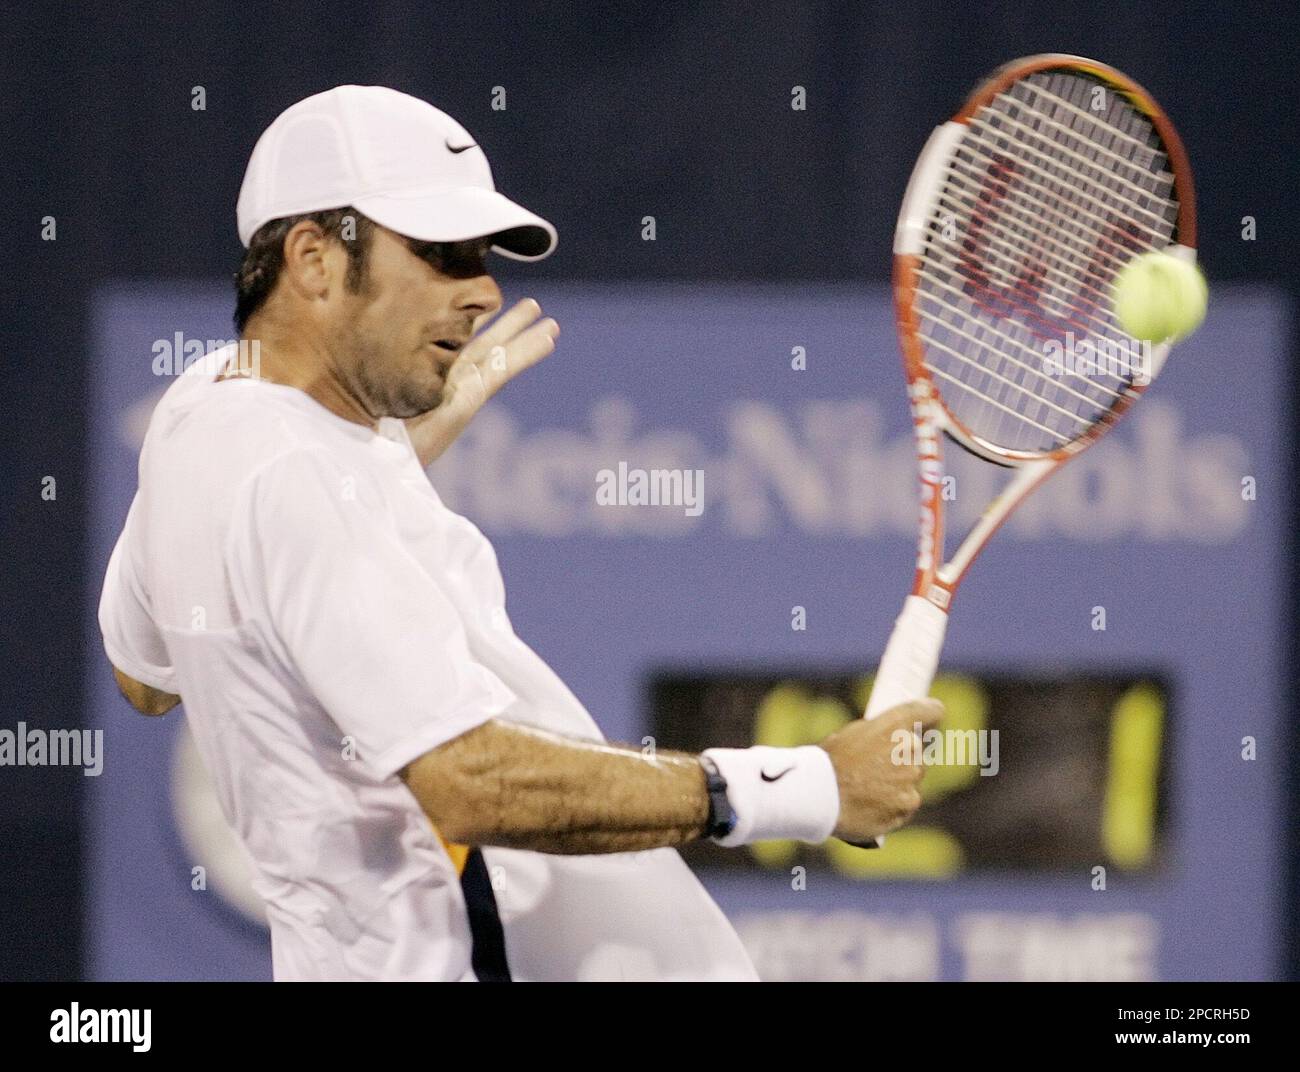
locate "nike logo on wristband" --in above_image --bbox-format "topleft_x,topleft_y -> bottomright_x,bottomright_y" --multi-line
446,140 -> 478,154
760,766 -> 795,783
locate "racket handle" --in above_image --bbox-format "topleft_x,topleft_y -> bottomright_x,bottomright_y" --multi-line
855,595 -> 949,850
864,595 -> 949,720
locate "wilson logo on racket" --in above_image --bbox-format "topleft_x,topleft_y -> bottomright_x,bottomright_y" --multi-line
959,157 -> 1149,343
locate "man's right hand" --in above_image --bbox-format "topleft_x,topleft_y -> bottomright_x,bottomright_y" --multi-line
818,698 -> 945,844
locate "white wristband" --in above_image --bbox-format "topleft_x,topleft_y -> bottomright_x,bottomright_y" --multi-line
700,745 -> 840,847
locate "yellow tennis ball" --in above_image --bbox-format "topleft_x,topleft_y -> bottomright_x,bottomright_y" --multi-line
1111,251 -> 1207,343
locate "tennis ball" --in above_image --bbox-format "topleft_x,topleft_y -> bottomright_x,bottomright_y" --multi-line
1111,250 -> 1207,343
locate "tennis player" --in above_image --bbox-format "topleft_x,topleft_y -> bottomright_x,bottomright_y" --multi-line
98,86 -> 941,982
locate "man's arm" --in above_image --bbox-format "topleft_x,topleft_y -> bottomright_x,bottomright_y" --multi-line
111,665 -> 181,717
399,700 -> 944,855
401,719 -> 708,854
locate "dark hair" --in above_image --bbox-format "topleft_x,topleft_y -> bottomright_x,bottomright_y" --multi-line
233,207 -> 376,333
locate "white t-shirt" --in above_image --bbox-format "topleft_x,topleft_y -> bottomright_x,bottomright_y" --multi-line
99,345 -> 757,981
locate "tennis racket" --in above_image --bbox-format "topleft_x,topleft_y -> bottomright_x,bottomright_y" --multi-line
861,54 -> 1197,837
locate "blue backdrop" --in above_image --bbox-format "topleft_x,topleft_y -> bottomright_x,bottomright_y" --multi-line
87,279 -> 1288,980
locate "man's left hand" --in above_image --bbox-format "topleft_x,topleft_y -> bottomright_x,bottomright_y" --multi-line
405,298 -> 559,467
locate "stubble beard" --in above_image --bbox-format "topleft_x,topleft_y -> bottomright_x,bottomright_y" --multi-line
350,334 -> 445,420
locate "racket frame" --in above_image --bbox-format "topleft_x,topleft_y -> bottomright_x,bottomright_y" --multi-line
892,52 -> 1197,616
860,55 -> 1198,824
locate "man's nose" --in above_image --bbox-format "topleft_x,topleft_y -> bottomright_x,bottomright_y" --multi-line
455,273 -> 503,319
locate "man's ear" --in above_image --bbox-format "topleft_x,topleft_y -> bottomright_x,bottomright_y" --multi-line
279,220 -> 336,302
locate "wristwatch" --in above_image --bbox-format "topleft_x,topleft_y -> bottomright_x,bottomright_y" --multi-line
698,754 -> 736,841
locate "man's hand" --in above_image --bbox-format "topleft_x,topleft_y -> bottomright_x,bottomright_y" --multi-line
405,298 -> 559,467
818,698 -> 944,844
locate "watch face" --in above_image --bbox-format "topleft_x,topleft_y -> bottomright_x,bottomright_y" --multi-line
698,756 -> 735,839
714,796 -> 737,839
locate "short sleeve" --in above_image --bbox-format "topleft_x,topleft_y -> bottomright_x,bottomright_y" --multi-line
227,446 -> 516,778
98,494 -> 178,693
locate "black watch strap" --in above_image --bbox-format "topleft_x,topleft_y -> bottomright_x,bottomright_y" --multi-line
698,754 -> 736,841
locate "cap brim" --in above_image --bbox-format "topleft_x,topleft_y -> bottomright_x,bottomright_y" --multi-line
353,185 -> 557,261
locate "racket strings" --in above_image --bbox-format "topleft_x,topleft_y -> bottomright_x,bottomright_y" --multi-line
925,345 -> 1096,436
1009,76 -> 1178,231
914,266 -> 1123,406
915,69 -> 1181,453
966,73 -> 1173,440
947,126 -> 1175,294
955,80 -> 1176,328
976,87 -> 1175,233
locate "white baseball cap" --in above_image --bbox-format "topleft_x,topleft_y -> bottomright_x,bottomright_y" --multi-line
236,85 -> 557,260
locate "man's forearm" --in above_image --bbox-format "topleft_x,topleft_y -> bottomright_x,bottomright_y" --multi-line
400,719 -> 711,854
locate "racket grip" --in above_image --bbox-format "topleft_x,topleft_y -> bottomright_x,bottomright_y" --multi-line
864,595 -> 949,720
853,595 -> 948,850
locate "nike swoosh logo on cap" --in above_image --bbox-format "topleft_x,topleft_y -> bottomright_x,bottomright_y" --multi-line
446,140 -> 478,154
760,766 -> 795,783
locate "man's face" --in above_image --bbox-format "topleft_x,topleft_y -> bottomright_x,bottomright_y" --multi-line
329,225 -> 503,419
